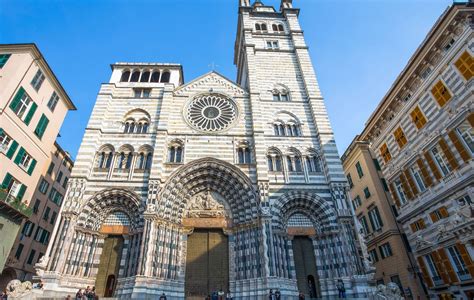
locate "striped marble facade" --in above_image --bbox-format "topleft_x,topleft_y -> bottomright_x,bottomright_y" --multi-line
37,1 -> 372,299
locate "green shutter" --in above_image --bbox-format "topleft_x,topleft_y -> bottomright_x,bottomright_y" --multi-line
17,185 -> 26,201
1,173 -> 13,189
24,102 -> 37,125
14,147 -> 25,165
9,87 -> 25,112
35,114 -> 49,139
6,140 -> 18,159
27,159 -> 37,175
0,128 -> 3,135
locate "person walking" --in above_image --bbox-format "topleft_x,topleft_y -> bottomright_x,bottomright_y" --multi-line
159,292 -> 167,300
225,290 -> 232,300
298,291 -> 305,300
75,289 -> 83,300
269,289 -> 275,300
336,280 -> 346,299
211,291 -> 218,300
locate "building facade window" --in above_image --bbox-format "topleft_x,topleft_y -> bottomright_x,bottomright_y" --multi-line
31,69 -> 45,91
0,54 -> 11,68
168,145 -> 183,163
431,146 -> 451,176
347,173 -> 353,188
267,151 -> 283,172
368,207 -> 383,231
15,243 -> 24,259
287,155 -> 302,172
27,249 -> 36,265
11,89 -> 36,123
0,130 -> 14,154
34,114 -> 50,139
133,88 -> 151,98
266,40 -> 279,50
425,254 -> 442,283
456,120 -> 474,154
47,92 -> 60,112
33,199 -> 40,214
43,206 -> 51,221
364,187 -> 371,199
369,249 -> 379,263
454,51 -> 473,81
306,156 -> 321,173
39,179 -> 50,194
410,166 -> 426,192
448,246 -> 470,279
355,161 -> 364,178
429,207 -> 449,223
394,127 -> 408,148
237,147 -> 251,164
353,196 -> 362,210
410,218 -> 426,232
380,143 -> 391,163
359,216 -> 370,235
379,243 -> 393,259
410,106 -> 427,129
431,80 -> 452,107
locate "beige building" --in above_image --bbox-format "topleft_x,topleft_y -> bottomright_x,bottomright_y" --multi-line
342,138 -> 427,299
359,2 -> 474,299
0,142 -> 73,287
0,44 -> 76,273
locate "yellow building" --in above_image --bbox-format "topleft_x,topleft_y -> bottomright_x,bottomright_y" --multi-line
342,138 -> 427,299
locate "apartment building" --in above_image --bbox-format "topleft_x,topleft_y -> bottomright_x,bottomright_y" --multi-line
342,138 -> 427,299
0,44 -> 75,273
0,143 -> 73,287
360,3 -> 474,299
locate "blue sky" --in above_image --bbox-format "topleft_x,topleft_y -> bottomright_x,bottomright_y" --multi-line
0,0 -> 453,159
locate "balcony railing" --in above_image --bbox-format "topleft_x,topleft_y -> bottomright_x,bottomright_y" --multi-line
0,189 -> 33,218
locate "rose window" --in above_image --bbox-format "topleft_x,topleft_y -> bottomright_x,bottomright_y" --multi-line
185,94 -> 237,132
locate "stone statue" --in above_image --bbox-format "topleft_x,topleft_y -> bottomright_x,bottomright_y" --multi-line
186,191 -> 225,218
375,283 -> 404,300
355,218 -> 375,273
34,255 -> 49,277
6,280 -> 33,298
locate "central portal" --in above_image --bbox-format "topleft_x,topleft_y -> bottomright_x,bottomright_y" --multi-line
185,228 -> 229,299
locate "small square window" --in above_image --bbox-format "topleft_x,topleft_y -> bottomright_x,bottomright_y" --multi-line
31,69 -> 45,91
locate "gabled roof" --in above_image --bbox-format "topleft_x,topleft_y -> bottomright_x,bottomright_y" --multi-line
174,71 -> 247,96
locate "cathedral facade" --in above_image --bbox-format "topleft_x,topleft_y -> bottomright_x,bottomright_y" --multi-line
38,1 -> 372,299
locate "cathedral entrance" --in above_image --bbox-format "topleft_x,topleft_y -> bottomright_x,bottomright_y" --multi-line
185,228 -> 229,299
292,236 -> 320,299
95,235 -> 124,297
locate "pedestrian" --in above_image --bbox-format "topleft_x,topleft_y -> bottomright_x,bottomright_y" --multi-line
66,295 -> 72,300
159,292 -> 167,300
218,288 -> 224,300
298,291 -> 305,300
1,290 -> 7,300
275,289 -> 281,300
226,290 -> 232,300
336,280 -> 346,299
76,289 -> 83,300
211,291 -> 218,300
269,289 -> 274,300
205,295 -> 211,300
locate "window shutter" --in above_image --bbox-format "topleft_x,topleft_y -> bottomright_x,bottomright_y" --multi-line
438,249 -> 459,284
14,147 -> 25,165
1,173 -> 13,189
6,140 -> 18,159
399,173 -> 413,200
416,158 -> 433,187
456,243 -> 474,277
24,102 -> 37,125
417,256 -> 433,287
448,130 -> 470,163
429,212 -> 438,223
468,112 -> 474,127
35,114 -> 49,139
439,138 -> 459,170
431,251 -> 450,284
0,128 -> 3,135
424,152 -> 442,181
404,169 -> 418,196
9,87 -> 25,112
17,184 -> 26,201
410,223 -> 417,232
27,159 -> 37,175
389,182 -> 401,207
368,212 -> 376,231
439,207 -> 449,218
375,207 -> 383,227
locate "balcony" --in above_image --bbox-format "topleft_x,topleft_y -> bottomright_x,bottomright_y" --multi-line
0,189 -> 32,218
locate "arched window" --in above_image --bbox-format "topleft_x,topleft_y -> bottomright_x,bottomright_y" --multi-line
267,149 -> 282,172
150,71 -> 160,82
272,24 -> 278,31
97,152 -> 106,168
130,70 -> 140,82
95,145 -> 114,169
306,156 -> 321,173
137,153 -> 146,169
273,124 -> 279,135
129,123 -> 135,133
272,85 -> 290,101
117,153 -> 126,169
255,24 -> 261,31
287,123 -> 300,137
278,24 -> 284,32
142,123 -> 149,133
278,124 -> 286,136
287,150 -> 303,173
168,143 -> 183,163
145,153 -> 153,169
124,122 -> 130,133
120,70 -> 130,82
136,123 -> 143,134
125,153 -> 133,169
140,71 -> 150,82
261,23 -> 267,31
237,147 -> 251,164
160,71 -> 170,83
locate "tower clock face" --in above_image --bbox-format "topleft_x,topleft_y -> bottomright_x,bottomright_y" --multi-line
185,94 -> 238,132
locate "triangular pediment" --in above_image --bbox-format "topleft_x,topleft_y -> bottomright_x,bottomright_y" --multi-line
174,71 -> 247,97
